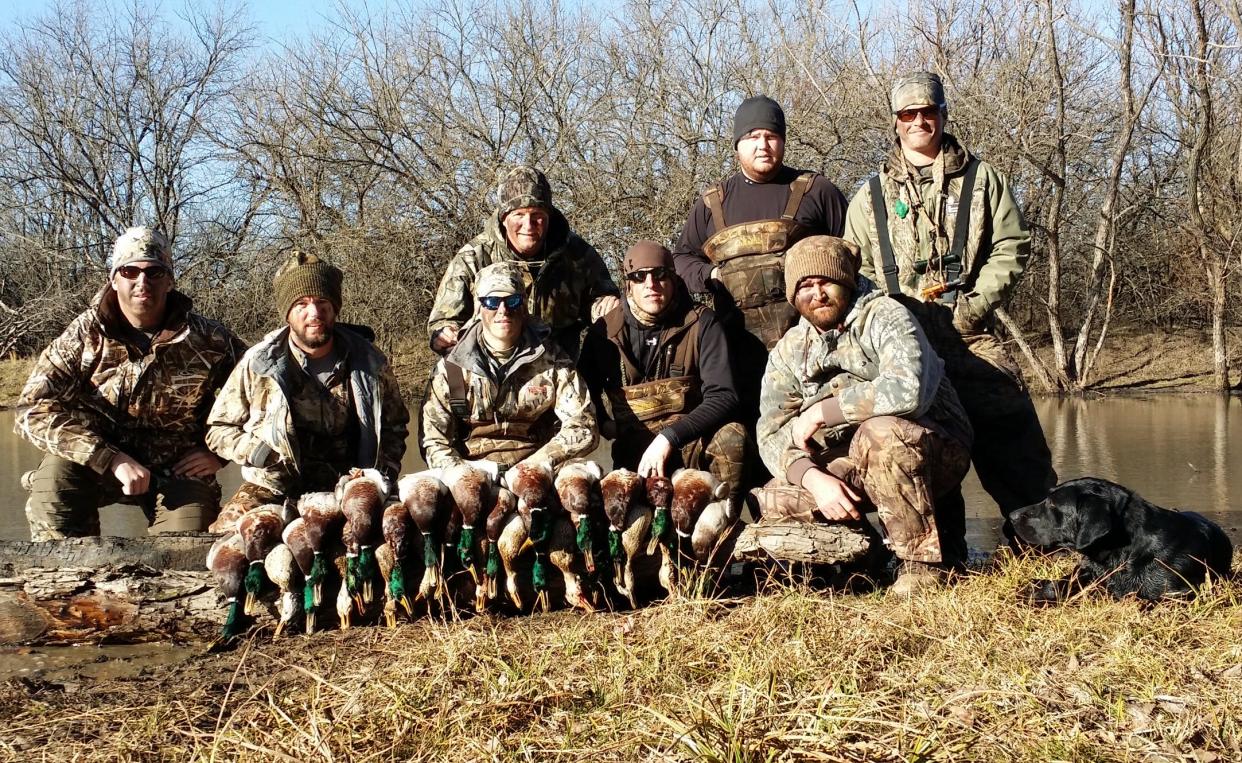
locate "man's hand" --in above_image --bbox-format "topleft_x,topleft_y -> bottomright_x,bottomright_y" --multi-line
792,405 -> 825,452
431,325 -> 460,353
591,295 -> 620,322
172,446 -> 225,479
801,468 -> 862,521
637,434 -> 673,477
109,452 -> 151,496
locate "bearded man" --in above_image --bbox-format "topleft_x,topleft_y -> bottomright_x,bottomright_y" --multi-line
755,236 -> 973,594
207,251 -> 409,509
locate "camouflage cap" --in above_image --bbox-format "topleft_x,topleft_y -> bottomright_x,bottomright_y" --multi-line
110,226 -> 173,277
272,250 -> 343,317
784,235 -> 861,305
474,262 -> 526,298
497,165 -> 553,219
890,72 -> 947,114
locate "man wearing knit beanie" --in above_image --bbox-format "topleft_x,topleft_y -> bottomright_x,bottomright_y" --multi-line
579,241 -> 745,499
207,250 -> 409,514
755,234 -> 974,595
16,226 -> 246,540
672,94 -> 849,480
843,70 -> 1056,549
427,164 -> 619,359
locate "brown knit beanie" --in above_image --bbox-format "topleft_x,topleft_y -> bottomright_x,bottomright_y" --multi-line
273,251 -> 343,317
622,240 -> 675,275
784,236 -> 860,305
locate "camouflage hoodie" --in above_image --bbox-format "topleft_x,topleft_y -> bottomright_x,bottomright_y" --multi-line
422,321 -> 598,470
757,278 -> 972,484
206,326 -> 409,494
426,208 -> 619,356
15,287 -> 245,473
843,133 -> 1030,331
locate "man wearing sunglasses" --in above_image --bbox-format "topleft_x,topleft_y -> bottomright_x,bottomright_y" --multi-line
15,226 -> 246,541
422,263 -> 597,471
427,165 -> 619,359
842,72 -> 1056,547
673,96 -> 848,431
579,241 -> 745,492
207,251 -> 409,511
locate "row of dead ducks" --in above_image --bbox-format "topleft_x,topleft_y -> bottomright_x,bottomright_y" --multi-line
206,459 -> 736,640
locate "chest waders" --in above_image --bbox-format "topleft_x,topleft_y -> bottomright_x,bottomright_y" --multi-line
700,173 -> 814,350
869,160 -> 979,307
600,307 -> 704,438
444,360 -> 544,469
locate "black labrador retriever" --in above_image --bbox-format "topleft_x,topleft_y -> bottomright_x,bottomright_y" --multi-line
1010,477 -> 1233,603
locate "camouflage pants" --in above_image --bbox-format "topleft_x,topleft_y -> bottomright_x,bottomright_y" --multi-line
613,421 -> 747,498
917,303 -> 1058,519
23,454 -> 221,542
750,416 -> 971,564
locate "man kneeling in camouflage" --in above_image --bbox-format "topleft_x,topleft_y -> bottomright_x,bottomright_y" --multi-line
15,227 -> 246,540
755,236 -> 973,594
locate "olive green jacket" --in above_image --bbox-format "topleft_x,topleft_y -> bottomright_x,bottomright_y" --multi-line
843,134 -> 1030,331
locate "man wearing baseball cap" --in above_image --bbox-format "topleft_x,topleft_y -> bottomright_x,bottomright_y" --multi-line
755,235 -> 973,595
842,71 -> 1056,547
673,95 -> 849,466
427,165 -> 619,359
422,262 -> 597,471
15,226 -> 246,540
579,240 -> 744,491
207,251 -> 409,512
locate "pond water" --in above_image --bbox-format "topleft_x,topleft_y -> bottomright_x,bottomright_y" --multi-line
0,395 -> 1239,548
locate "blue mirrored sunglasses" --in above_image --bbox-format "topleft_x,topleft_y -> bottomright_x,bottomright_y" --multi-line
479,294 -> 524,311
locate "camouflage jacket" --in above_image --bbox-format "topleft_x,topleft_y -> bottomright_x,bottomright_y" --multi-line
206,326 -> 409,494
422,321 -> 598,471
843,134 -> 1030,331
426,209 -> 619,356
757,281 -> 972,484
14,288 -> 245,473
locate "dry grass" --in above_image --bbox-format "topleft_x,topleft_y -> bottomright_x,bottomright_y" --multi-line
0,358 -> 31,410
1,551 -> 1239,762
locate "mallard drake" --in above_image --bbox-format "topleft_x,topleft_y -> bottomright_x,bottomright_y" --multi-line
442,462 -> 495,595
291,491 -> 344,631
504,462 -> 560,611
644,475 -> 677,597
375,541 -> 399,628
238,505 -> 285,616
494,495 -> 530,610
264,543 -> 301,637
337,469 -> 389,608
206,532 -> 249,639
600,468 -> 646,588
692,496 -> 739,565
670,469 -> 731,595
398,469 -> 450,603
482,487 -> 518,610
547,515 -> 595,612
331,543 -> 353,629
381,500 -> 414,623
555,459 -> 605,576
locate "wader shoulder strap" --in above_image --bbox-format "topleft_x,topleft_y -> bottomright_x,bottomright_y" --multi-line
782,173 -> 814,220
444,361 -> 470,419
944,159 -> 980,292
702,184 -> 726,231
868,175 -> 902,295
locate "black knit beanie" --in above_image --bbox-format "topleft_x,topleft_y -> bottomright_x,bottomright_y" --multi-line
733,96 -> 786,147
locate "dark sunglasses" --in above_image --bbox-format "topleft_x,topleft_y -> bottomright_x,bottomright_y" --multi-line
896,106 -> 941,123
116,265 -> 170,281
625,267 -> 674,284
479,294 -> 525,311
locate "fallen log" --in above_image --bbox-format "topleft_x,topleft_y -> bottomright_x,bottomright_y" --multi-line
732,519 -> 873,566
0,535 -> 224,646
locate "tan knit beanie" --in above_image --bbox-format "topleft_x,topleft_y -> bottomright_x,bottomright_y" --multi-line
273,251 -> 343,317
784,236 -> 860,305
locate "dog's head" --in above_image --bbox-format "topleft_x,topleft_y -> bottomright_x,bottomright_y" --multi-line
1010,478 -> 1131,550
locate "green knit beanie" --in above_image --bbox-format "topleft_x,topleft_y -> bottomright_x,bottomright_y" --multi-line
273,251 -> 343,318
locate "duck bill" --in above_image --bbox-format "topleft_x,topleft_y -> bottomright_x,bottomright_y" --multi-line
535,588 -> 551,614
399,595 -> 413,617
474,584 -> 488,613
305,607 -> 317,635
384,601 -> 398,629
